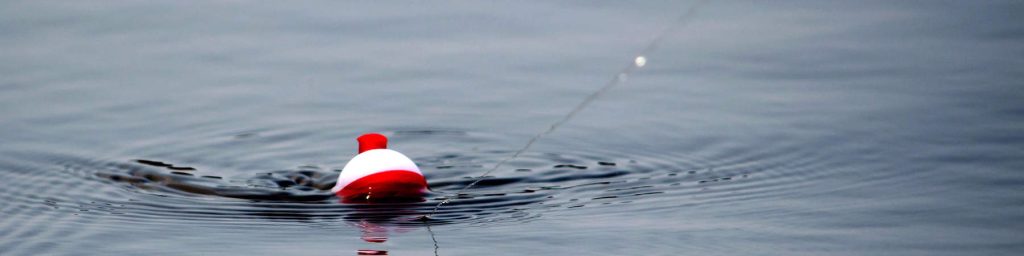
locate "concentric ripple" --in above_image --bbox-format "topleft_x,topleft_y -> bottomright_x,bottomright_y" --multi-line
4,126 -> 844,226
0,118 -> 927,256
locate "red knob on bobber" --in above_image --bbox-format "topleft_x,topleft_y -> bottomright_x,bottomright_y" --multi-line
331,133 -> 428,202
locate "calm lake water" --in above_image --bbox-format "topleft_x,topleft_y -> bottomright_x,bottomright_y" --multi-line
2,1 -> 1023,255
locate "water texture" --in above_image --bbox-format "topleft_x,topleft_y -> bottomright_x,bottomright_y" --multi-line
1,1 -> 1022,255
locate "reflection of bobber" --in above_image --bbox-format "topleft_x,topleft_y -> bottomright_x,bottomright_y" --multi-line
332,133 -> 428,203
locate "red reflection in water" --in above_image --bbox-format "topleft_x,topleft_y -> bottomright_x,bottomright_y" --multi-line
352,219 -> 420,255
357,220 -> 389,243
344,200 -> 424,256
357,249 -> 388,255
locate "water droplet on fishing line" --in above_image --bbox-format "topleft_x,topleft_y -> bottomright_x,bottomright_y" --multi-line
635,56 -> 647,67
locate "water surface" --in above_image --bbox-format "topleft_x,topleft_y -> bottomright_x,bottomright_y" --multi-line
1,1 -> 1023,255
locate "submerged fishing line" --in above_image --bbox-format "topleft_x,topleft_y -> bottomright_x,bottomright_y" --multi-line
425,0 -> 709,218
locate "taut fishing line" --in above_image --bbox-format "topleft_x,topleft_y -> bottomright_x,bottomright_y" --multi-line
425,0 -> 709,218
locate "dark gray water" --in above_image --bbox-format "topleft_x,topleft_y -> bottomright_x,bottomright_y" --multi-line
2,1 -> 1023,255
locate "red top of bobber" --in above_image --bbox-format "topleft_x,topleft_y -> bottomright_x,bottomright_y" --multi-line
357,133 -> 388,153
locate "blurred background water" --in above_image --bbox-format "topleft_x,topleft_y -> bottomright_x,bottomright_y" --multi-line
1,1 -> 1022,255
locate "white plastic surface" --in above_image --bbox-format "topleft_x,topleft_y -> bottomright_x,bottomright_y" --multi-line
331,149 -> 422,193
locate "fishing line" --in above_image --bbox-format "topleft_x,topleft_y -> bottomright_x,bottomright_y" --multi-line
424,219 -> 441,256
425,0 -> 709,218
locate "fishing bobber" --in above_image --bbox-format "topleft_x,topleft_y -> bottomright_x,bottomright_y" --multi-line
332,133 -> 429,203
